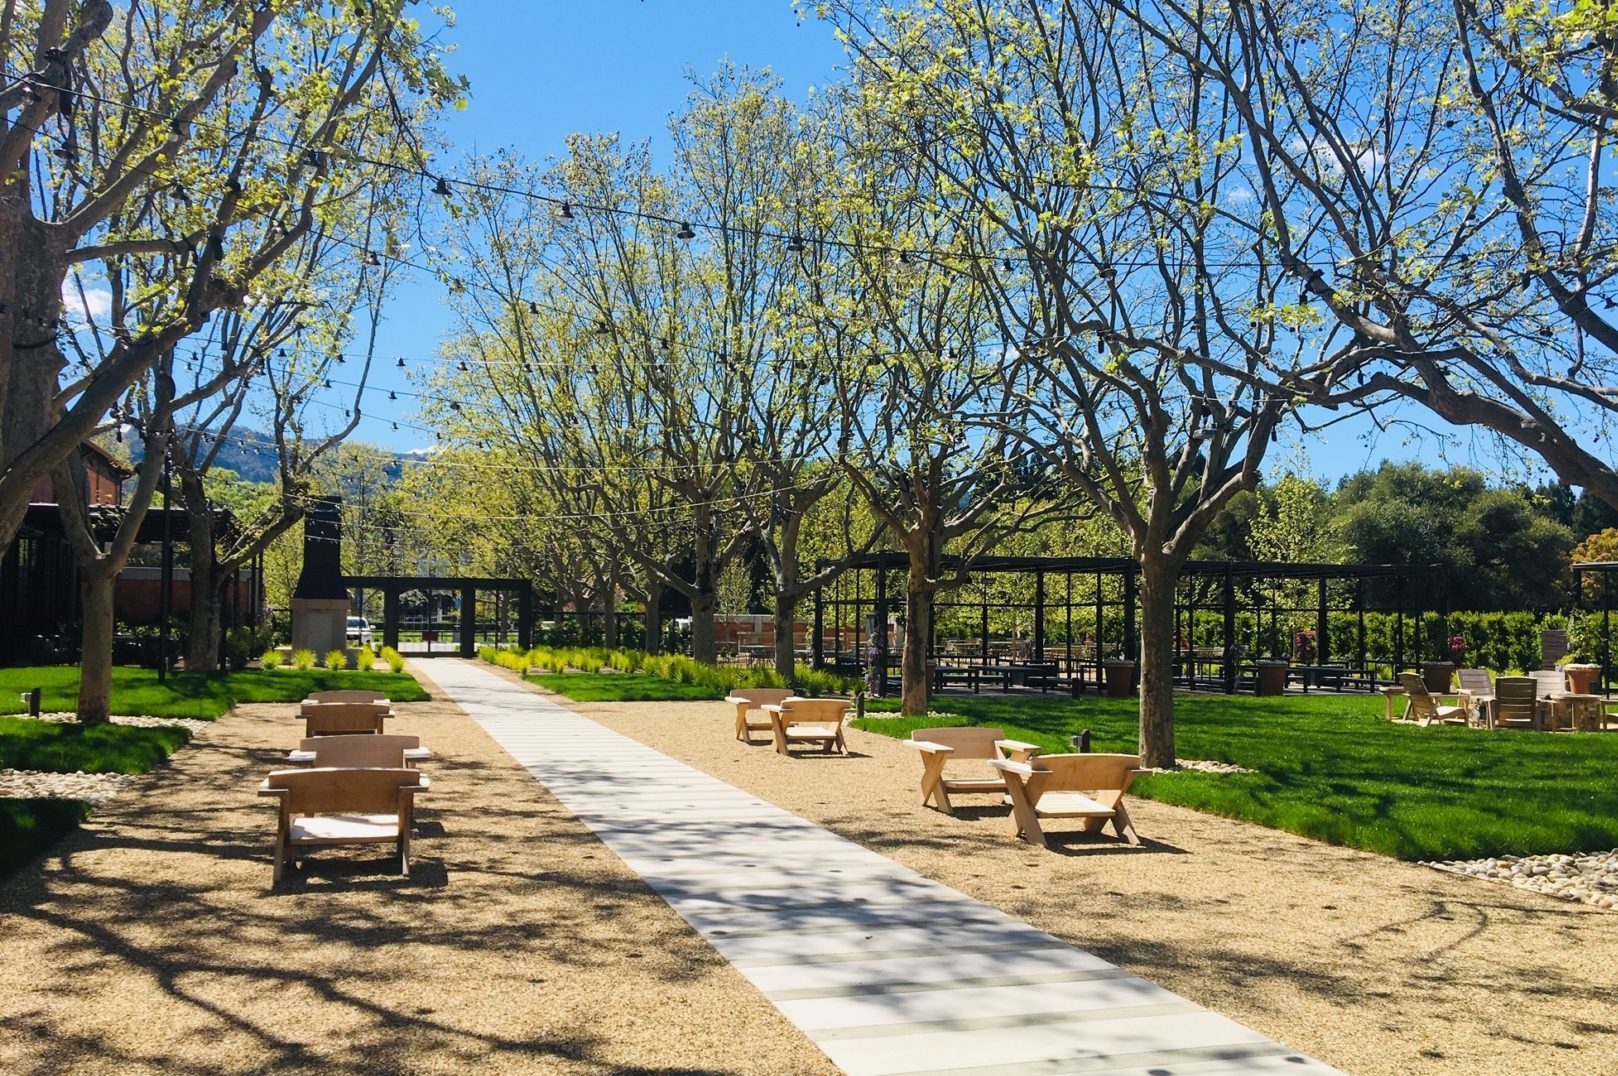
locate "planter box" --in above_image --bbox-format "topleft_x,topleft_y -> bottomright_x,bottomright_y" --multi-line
1255,661 -> 1288,696
1102,660 -> 1136,698
1564,664 -> 1601,695
1420,662 -> 1455,693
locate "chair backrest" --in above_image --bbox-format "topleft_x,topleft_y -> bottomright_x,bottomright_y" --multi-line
1026,753 -> 1140,798
303,707 -> 385,736
1494,676 -> 1538,724
912,726 -> 1007,760
780,697 -> 851,725
298,734 -> 419,768
1530,669 -> 1567,696
730,688 -> 792,706
1397,671 -> 1432,699
306,689 -> 388,704
264,767 -> 420,814
1457,668 -> 1493,695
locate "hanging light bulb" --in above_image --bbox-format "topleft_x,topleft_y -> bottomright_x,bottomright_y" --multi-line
396,356 -> 406,368
528,301 -> 539,315
595,320 -> 610,335
303,148 -> 325,168
457,359 -> 469,372
388,390 -> 397,401
556,202 -> 575,220
391,422 -> 398,431
365,250 -> 380,267
787,234 -> 806,254
434,175 -> 452,197
323,378 -> 332,389
676,221 -> 696,240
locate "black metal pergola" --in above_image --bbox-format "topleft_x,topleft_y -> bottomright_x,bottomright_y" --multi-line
1571,561 -> 1618,692
812,553 -> 1446,694
342,574 -> 534,657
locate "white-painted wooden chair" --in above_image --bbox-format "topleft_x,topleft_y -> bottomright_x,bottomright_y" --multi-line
300,702 -> 390,738
287,734 -> 430,772
1397,673 -> 1468,726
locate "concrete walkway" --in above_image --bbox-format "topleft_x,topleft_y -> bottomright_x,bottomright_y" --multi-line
425,659 -> 1338,1076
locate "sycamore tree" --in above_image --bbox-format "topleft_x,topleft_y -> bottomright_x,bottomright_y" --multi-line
0,0 -> 464,565
817,0 -> 1355,764
1106,0 -> 1618,508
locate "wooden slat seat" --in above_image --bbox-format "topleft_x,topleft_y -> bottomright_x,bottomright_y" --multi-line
257,767 -> 427,882
305,690 -> 391,705
726,688 -> 793,744
300,702 -> 390,738
989,753 -> 1141,848
764,698 -> 851,756
906,726 -> 1043,815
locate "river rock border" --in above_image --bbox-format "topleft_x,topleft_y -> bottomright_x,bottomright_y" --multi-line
1426,852 -> 1618,911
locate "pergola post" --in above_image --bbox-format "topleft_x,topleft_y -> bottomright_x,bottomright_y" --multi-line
813,585 -> 825,670
1123,567 -> 1138,662
1355,579 -> 1367,687
459,585 -> 476,657
517,583 -> 534,650
1033,569 -> 1046,662
383,586 -> 400,651
1093,570 -> 1104,686
980,578 -> 990,665
1394,575 -> 1406,675
875,562 -> 889,694
1222,567 -> 1236,695
1316,576 -> 1330,665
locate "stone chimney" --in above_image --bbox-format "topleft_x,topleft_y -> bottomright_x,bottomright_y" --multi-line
289,496 -> 351,657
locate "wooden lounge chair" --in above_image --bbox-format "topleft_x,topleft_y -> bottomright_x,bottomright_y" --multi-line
288,734 -> 430,772
1456,668 -> 1495,726
1397,672 -> 1468,726
1493,676 -> 1541,731
726,688 -> 793,744
906,727 -> 1043,815
301,703 -> 389,738
764,697 -> 851,756
988,753 -> 1141,848
306,690 -> 390,705
257,767 -> 427,882
1530,669 -> 1568,696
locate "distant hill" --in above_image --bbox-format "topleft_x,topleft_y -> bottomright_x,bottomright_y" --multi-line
130,431 -> 418,484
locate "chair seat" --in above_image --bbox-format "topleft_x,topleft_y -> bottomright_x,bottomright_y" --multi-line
1033,791 -> 1115,818
941,775 -> 1006,792
784,725 -> 838,739
290,813 -> 401,843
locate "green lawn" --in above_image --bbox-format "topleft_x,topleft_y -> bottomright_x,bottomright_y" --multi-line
0,716 -> 190,774
0,666 -> 429,720
858,693 -> 1618,861
0,799 -> 92,879
527,672 -> 727,702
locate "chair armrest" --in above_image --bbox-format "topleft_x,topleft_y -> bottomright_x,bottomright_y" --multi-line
285,750 -> 316,764
988,759 -> 1037,777
256,782 -> 288,798
723,696 -> 748,705
907,740 -> 955,754
403,747 -> 431,761
995,739 -> 1042,759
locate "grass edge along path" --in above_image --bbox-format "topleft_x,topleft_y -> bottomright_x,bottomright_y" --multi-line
0,717 -> 190,775
857,693 -> 1618,861
0,666 -> 429,720
0,799 -> 92,879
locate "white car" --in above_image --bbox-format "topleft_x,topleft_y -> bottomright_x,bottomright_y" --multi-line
346,616 -> 373,646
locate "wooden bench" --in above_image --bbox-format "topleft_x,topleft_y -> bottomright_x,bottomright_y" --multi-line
906,727 -> 1043,815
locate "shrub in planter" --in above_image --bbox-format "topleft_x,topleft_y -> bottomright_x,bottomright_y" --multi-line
323,649 -> 348,672
292,648 -> 316,671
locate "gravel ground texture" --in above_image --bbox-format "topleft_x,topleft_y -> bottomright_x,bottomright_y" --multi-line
548,684 -> 1618,1076
0,767 -> 137,804
0,665 -> 837,1076
1428,851 -> 1618,910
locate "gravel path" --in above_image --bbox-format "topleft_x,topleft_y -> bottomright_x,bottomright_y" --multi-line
0,666 -> 837,1076
547,685 -> 1618,1076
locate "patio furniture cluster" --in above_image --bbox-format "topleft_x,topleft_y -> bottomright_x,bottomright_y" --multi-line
256,689 -> 431,881
1391,668 -> 1617,732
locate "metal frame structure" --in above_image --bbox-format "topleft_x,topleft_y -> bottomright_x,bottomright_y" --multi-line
813,552 -> 1446,694
1570,561 -> 1618,694
343,575 -> 535,657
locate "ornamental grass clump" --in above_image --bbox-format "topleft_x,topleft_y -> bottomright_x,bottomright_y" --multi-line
292,649 -> 316,671
323,649 -> 348,672
259,649 -> 282,670
381,646 -> 405,673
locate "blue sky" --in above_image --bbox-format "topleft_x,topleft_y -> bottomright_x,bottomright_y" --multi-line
333,0 -> 1538,488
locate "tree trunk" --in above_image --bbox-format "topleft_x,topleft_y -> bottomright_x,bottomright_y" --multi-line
642,576 -> 662,653
690,590 -> 717,664
901,553 -> 933,716
773,589 -> 797,680
603,560 -> 620,647
183,473 -> 222,671
1137,555 -> 1179,769
76,567 -> 117,725
0,213 -> 68,553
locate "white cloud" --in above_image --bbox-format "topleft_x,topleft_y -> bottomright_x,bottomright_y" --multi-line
61,282 -> 112,327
